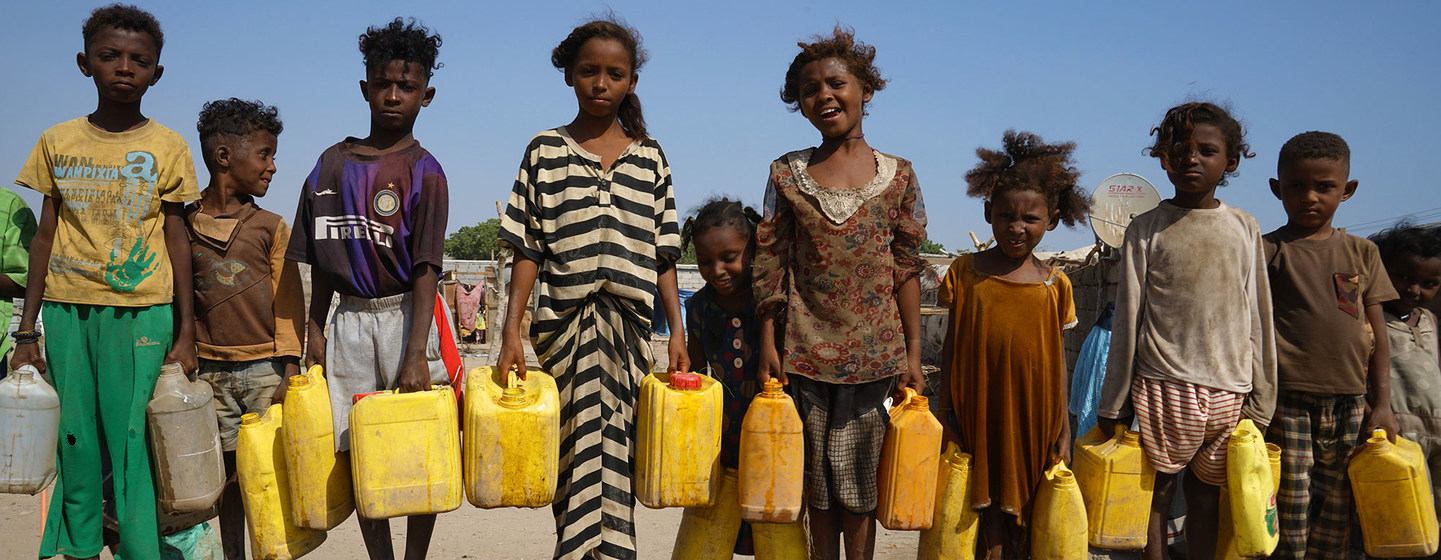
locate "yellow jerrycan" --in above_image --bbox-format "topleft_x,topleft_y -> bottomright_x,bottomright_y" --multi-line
237,405 -> 326,560
1074,425 -> 1154,550
876,387 -> 943,530
1032,461 -> 1088,560
671,468 -> 743,560
1349,429 -> 1440,557
636,372 -> 724,508
282,365 -> 353,530
919,442 -> 980,560
1218,442 -> 1281,560
752,517 -> 808,559
350,386 -> 463,519
739,380 -> 805,523
463,366 -> 560,508
1225,419 -> 1278,557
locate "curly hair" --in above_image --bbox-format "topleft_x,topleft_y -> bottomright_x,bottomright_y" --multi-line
682,197 -> 762,253
196,98 -> 283,166
780,25 -> 887,113
83,4 -> 163,55
1278,130 -> 1350,171
552,17 -> 649,140
1146,101 -> 1252,187
359,18 -> 442,80
964,130 -> 1091,228
1371,222 -> 1441,266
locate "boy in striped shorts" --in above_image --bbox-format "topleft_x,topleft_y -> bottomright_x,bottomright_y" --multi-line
1098,102 -> 1278,560
1263,131 -> 1398,560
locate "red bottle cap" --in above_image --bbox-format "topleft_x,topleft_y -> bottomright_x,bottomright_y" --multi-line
669,372 -> 702,390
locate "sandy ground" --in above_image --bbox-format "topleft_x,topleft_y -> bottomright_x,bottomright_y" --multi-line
0,337 -> 922,559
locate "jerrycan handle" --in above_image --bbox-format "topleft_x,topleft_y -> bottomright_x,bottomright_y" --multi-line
894,386 -> 917,408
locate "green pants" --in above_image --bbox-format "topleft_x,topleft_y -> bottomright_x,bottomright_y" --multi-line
39,302 -> 171,560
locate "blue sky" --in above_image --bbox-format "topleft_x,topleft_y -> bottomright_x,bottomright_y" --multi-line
3,1 -> 1438,252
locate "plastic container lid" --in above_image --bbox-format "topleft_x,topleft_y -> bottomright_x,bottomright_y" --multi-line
761,380 -> 785,395
669,372 -> 703,391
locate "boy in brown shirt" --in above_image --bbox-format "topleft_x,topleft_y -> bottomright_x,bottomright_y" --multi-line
185,98 -> 304,560
1264,131 -> 1398,560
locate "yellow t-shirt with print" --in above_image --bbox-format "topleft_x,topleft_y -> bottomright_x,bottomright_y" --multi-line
14,117 -> 199,306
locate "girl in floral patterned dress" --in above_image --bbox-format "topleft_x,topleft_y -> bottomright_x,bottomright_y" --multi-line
753,26 -> 927,560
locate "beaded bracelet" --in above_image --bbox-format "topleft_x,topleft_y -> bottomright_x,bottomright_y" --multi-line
10,330 -> 40,342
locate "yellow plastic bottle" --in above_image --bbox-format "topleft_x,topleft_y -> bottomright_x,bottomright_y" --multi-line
739,380 -> 805,523
752,518 -> 808,559
282,365 -> 353,530
671,468 -> 742,560
1217,442 -> 1283,560
237,405 -> 326,560
349,386 -> 463,519
1074,425 -> 1154,550
636,372 -> 724,509
463,366 -> 560,508
1031,461 -> 1088,560
1349,429 -> 1440,557
919,442 -> 980,560
1226,419 -> 1278,557
876,387 -> 942,530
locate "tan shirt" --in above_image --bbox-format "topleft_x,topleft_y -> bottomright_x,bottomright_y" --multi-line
1264,229 -> 1397,395
186,199 -> 304,361
1099,200 -> 1278,425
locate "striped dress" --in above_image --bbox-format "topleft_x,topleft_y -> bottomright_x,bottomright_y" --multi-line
499,127 -> 680,560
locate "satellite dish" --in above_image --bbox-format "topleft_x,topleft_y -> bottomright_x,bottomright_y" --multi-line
1089,173 -> 1161,248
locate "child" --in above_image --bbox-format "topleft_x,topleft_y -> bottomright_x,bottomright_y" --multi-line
938,130 -> 1089,558
1264,130 -> 1398,560
0,187 -> 35,364
495,18 -> 688,560
754,26 -> 928,560
1371,223 -> 1441,516
682,197 -> 764,556
187,97 -> 304,560
1096,102 -> 1276,560
285,18 -> 449,560
10,5 -> 199,559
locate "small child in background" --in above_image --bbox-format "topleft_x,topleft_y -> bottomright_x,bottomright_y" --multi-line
1097,102 -> 1277,560
938,130 -> 1089,558
682,197 -> 764,556
285,18 -> 450,560
1371,223 -> 1441,517
754,26 -> 928,560
0,187 -> 35,364
187,98 -> 304,560
1263,130 -> 1398,560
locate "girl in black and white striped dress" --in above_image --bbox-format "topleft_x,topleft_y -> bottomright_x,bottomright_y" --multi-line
497,17 -> 689,560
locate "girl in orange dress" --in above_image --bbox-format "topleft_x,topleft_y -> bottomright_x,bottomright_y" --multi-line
937,130 -> 1091,559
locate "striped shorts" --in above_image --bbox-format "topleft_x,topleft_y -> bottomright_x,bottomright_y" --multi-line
1132,375 -> 1244,486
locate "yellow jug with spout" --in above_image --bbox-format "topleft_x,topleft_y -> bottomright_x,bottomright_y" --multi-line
636,372 -> 724,508
876,387 -> 942,530
1031,461 -> 1088,560
1074,425 -> 1154,550
919,442 -> 980,560
237,405 -> 325,560
282,365 -> 353,529
1349,429 -> 1439,557
1226,419 -> 1278,557
738,380 -> 805,523
464,366 -> 560,508
671,467 -> 743,560
349,386 -> 463,519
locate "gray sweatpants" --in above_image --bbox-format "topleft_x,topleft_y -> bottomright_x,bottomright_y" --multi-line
326,291 -> 452,451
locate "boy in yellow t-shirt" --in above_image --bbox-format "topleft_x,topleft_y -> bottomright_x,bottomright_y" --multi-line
10,5 -> 199,559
